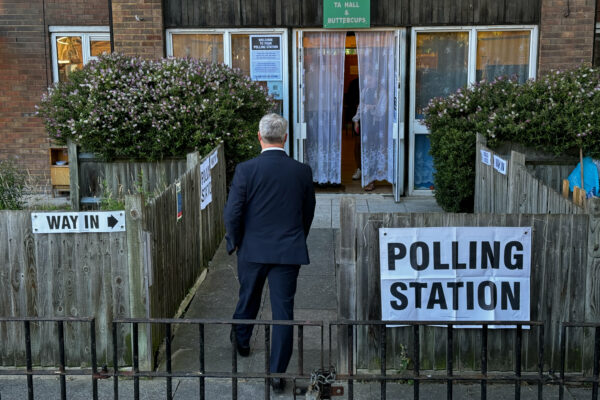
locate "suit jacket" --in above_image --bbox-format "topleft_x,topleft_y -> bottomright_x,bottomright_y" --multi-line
224,149 -> 316,265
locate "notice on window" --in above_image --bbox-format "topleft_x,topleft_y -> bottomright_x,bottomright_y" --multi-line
380,227 -> 531,328
250,36 -> 282,81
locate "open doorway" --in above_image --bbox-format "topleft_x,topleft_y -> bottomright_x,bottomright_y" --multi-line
339,32 -> 392,194
297,30 -> 399,196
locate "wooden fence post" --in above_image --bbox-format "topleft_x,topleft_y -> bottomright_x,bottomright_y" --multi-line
337,197 -> 356,374
508,150 -> 526,213
67,140 -> 80,211
125,194 -> 151,370
186,151 -> 200,171
585,198 -> 600,371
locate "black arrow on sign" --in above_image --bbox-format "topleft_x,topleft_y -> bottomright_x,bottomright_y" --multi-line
107,215 -> 118,228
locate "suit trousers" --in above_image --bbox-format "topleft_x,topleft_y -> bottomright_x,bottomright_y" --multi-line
232,260 -> 300,373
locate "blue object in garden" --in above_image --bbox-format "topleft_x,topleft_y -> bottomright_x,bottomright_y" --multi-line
568,156 -> 599,194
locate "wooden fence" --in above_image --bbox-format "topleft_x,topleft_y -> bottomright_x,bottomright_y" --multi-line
68,140 -> 188,210
338,199 -> 600,373
0,144 -> 226,368
474,134 -> 583,214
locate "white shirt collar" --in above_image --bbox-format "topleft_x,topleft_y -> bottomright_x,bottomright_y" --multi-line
261,147 -> 286,153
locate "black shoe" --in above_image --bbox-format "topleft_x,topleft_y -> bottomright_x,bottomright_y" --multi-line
270,378 -> 286,394
230,328 -> 250,357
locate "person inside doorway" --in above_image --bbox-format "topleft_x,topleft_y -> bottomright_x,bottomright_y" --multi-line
351,72 -> 386,191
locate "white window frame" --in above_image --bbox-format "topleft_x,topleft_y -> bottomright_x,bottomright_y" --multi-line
408,25 -> 538,196
166,28 -> 290,153
50,26 -> 110,83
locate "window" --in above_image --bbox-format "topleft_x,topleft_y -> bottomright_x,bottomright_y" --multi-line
410,26 -> 538,194
166,29 -> 289,119
50,27 -> 111,83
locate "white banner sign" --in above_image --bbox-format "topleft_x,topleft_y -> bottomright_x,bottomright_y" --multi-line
249,35 -> 282,81
480,149 -> 491,166
380,227 -> 531,327
32,211 -> 125,234
200,158 -> 212,210
493,155 -> 507,175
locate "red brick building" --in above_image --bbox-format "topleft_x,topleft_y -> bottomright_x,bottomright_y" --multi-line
0,0 -> 598,196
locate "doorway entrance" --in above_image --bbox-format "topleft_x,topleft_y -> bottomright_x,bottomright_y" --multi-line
294,29 -> 405,200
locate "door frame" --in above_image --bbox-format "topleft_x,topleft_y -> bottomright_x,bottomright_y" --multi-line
292,28 -> 407,199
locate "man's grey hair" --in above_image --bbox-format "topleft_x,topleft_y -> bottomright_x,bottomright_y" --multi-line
259,113 -> 288,144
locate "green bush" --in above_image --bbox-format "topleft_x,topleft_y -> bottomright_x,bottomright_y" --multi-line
36,53 -> 275,179
424,66 -> 600,212
0,160 -> 26,210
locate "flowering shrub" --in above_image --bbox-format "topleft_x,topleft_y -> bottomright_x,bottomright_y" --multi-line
37,53 -> 274,177
424,66 -> 600,212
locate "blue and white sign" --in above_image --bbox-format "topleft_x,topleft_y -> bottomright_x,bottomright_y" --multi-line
250,35 -> 282,81
380,227 -> 531,327
200,158 -> 212,210
493,155 -> 507,175
480,149 -> 491,166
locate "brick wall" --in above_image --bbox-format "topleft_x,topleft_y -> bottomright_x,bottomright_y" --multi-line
0,0 -> 109,190
112,0 -> 164,59
538,0 -> 596,75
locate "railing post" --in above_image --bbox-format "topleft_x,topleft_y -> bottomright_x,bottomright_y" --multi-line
413,324 -> 420,400
481,325 -> 488,400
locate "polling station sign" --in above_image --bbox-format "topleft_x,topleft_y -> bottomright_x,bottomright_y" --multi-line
380,227 -> 531,327
32,211 -> 125,234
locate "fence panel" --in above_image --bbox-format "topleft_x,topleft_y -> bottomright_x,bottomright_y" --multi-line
1,144 -> 226,368
0,211 -> 129,367
345,206 -> 591,372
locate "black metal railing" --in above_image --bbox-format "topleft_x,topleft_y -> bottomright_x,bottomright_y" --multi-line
0,317 -> 97,400
1,317 -> 599,399
330,320 -> 547,400
559,322 -> 600,400
110,318 -> 324,400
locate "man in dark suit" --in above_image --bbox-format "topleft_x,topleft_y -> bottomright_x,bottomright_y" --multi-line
224,113 -> 316,394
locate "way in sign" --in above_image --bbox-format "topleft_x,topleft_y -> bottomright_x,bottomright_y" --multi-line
32,211 -> 126,234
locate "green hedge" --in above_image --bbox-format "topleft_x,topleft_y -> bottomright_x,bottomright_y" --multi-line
37,53 -> 275,179
424,66 -> 600,212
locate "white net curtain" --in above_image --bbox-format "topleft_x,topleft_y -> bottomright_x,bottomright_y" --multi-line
355,31 -> 395,186
303,32 -> 346,184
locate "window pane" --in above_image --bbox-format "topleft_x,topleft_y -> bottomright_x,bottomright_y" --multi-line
57,36 -> 83,82
477,31 -> 530,83
232,34 -> 283,114
231,34 -> 251,75
90,39 -> 111,57
172,34 -> 223,64
414,134 -> 435,190
415,32 -> 468,119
